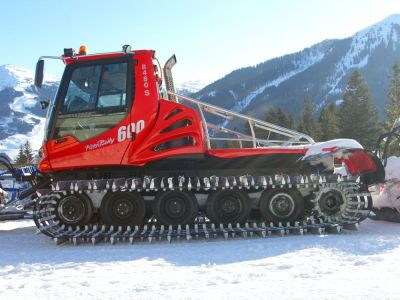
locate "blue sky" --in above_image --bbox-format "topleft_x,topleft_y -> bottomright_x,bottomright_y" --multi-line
0,0 -> 399,85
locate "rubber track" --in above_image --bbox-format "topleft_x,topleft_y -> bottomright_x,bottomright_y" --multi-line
33,174 -> 372,245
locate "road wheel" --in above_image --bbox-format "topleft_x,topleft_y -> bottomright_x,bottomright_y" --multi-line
153,191 -> 198,225
56,193 -> 93,226
259,188 -> 304,223
206,190 -> 251,224
101,191 -> 146,226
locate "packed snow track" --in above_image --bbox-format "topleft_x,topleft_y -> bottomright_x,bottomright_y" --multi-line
1,219 -> 399,300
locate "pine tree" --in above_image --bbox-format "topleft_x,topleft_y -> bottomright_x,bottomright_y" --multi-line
276,107 -> 288,128
263,107 -> 296,140
286,113 -> 296,130
339,69 -> 380,150
381,62 -> 400,156
23,141 -> 34,164
15,145 -> 27,165
298,94 -> 317,139
265,107 -> 278,125
385,62 -> 400,128
318,103 -> 340,141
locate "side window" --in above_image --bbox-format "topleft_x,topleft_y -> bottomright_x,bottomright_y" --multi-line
63,65 -> 101,113
98,63 -> 127,109
53,61 -> 130,142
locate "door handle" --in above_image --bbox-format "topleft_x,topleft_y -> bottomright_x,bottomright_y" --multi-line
55,137 -> 68,145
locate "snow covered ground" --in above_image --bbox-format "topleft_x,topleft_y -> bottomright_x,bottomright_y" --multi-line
1,219 -> 400,300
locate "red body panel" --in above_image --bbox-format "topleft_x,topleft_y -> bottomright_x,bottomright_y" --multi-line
338,149 -> 378,175
123,100 -> 205,166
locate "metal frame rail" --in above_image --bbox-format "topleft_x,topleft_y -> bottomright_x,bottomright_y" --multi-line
167,91 -> 315,149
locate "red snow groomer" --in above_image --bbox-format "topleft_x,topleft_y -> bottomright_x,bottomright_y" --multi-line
30,45 -> 384,244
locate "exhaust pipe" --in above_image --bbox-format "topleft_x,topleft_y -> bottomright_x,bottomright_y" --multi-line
163,55 -> 178,102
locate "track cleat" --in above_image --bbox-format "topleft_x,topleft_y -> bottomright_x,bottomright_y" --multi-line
250,176 -> 256,188
227,223 -> 234,238
245,223 -> 252,237
148,225 -> 156,243
237,222 -> 247,239
186,224 -> 191,241
240,176 -> 249,189
167,225 -> 173,243
130,179 -> 137,191
232,177 -> 238,187
160,177 -> 166,191
110,226 -> 123,245
150,178 -> 156,191
178,176 -> 185,190
194,224 -> 199,239
210,175 -> 219,189
220,224 -> 228,239
128,226 -> 140,244
203,177 -> 211,190
196,177 -> 201,190
261,176 -> 267,188
281,175 -> 286,186
143,176 -> 151,191
168,177 -> 174,190
286,175 -> 292,187
158,225 -> 165,241
140,225 -> 148,241
177,224 -> 182,241
202,223 -> 209,240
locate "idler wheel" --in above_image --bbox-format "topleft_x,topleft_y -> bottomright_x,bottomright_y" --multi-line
57,193 -> 93,226
318,189 -> 344,216
206,190 -> 251,224
101,191 -> 146,226
259,188 -> 304,223
153,191 -> 198,225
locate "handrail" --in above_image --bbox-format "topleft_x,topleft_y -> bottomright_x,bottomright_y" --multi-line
167,91 -> 315,149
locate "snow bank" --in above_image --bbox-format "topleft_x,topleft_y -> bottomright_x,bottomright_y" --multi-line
372,156 -> 400,209
383,156 -> 400,181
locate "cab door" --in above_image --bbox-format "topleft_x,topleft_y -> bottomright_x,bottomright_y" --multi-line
46,57 -> 134,170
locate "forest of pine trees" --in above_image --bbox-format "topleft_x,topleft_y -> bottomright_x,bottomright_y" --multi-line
260,64 -> 400,151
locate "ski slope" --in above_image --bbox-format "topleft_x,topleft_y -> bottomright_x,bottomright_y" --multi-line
0,219 -> 399,300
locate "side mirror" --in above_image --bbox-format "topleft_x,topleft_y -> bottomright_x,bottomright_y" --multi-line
34,59 -> 44,88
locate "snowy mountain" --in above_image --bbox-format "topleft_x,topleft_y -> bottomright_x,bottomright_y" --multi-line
0,65 -> 58,158
176,80 -> 206,96
195,14 -> 400,120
